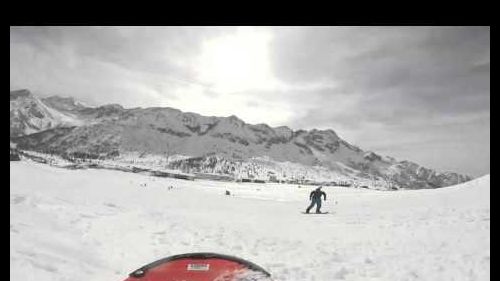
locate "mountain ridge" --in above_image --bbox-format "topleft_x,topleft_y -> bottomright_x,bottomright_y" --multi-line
10,89 -> 472,189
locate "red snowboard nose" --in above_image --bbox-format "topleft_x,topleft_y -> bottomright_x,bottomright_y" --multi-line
123,253 -> 272,281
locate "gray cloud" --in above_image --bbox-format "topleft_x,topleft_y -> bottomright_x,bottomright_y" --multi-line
269,27 -> 488,105
271,27 -> 490,118
10,26 -> 230,78
10,26 -> 234,106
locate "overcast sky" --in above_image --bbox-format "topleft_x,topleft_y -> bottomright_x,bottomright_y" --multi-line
10,26 -> 490,177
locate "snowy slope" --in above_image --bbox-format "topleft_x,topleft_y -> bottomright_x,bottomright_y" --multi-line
10,161 -> 489,281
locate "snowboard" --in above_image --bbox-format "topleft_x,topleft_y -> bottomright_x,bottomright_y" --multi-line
123,252 -> 273,281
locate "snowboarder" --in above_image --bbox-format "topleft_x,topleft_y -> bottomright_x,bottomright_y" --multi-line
306,186 -> 327,213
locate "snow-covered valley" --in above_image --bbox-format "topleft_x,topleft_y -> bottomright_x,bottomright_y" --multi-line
10,161 -> 490,281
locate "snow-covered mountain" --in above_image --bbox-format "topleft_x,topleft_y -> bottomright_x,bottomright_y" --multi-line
10,89 -> 472,189
10,89 -> 83,137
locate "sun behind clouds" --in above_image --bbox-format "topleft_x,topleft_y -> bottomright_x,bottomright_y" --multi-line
197,27 -> 279,94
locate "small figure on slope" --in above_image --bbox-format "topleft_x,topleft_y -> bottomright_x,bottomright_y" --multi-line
306,186 -> 327,214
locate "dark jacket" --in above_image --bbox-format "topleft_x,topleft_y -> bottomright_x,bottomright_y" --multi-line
310,189 -> 326,201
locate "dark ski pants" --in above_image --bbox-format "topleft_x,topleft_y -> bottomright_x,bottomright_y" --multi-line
306,198 -> 322,213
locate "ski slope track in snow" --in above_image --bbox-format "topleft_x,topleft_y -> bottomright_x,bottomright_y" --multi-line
10,161 -> 490,281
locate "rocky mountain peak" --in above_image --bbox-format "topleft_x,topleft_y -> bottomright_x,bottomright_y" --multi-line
364,151 -> 383,162
10,89 -> 32,100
